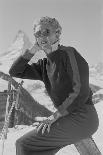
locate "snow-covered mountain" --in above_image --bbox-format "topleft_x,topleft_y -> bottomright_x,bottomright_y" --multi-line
0,30 -> 32,74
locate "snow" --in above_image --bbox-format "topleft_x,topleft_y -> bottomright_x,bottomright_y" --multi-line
90,77 -> 103,88
0,79 -> 8,92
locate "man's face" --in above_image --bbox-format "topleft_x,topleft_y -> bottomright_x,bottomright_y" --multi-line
34,24 -> 58,49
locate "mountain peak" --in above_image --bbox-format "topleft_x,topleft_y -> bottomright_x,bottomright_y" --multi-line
14,30 -> 25,40
0,30 -> 32,74
12,30 -> 32,48
6,30 -> 32,54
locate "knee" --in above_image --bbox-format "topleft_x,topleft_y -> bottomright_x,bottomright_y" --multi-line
16,137 -> 26,155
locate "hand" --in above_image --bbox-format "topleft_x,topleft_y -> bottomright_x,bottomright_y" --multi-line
22,42 -> 42,57
34,116 -> 56,134
29,42 -> 42,55
33,111 -> 62,135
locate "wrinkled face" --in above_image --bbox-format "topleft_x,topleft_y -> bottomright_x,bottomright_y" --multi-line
34,24 -> 59,49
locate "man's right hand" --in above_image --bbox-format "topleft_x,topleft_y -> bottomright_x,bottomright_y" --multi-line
21,42 -> 42,60
29,43 -> 42,55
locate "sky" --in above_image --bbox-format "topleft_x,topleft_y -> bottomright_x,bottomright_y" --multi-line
0,0 -> 103,65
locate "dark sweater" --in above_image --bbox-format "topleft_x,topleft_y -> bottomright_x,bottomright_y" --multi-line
9,45 -> 92,116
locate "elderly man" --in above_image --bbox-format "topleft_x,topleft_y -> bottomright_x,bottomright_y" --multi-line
9,16 -> 99,155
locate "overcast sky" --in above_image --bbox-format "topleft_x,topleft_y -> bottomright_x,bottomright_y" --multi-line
0,0 -> 103,65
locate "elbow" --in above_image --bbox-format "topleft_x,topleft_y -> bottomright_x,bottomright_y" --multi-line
9,68 -> 17,77
9,67 -> 24,78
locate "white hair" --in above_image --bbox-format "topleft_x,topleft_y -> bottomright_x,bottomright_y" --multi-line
33,16 -> 62,37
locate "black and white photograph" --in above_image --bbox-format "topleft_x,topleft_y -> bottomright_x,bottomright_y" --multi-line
0,0 -> 103,155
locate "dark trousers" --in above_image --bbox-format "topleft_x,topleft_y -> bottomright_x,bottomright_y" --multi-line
16,105 -> 99,155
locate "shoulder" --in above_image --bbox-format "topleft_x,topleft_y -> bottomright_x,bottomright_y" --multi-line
59,45 -> 77,63
59,45 -> 76,60
59,45 -> 82,58
59,45 -> 89,73
59,45 -> 75,52
60,45 -> 88,65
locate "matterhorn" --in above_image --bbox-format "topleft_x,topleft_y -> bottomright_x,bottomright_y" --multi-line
0,30 -> 32,74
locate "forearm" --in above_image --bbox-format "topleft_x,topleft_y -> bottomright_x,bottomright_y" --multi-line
9,50 -> 43,80
9,55 -> 29,77
9,42 -> 43,78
